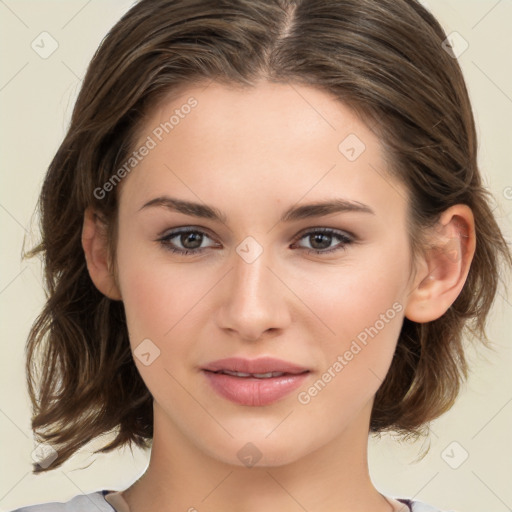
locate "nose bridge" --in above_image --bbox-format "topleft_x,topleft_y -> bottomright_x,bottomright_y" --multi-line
232,235 -> 276,308
217,235 -> 289,339
233,242 -> 271,298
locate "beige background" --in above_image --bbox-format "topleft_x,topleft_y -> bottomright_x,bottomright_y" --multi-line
1,1 -> 511,511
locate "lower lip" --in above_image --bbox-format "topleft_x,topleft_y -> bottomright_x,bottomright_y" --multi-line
203,370 -> 310,406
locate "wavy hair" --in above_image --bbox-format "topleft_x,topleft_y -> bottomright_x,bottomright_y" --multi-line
24,0 -> 511,473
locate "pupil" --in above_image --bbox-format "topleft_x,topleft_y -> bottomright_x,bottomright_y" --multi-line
182,232 -> 202,249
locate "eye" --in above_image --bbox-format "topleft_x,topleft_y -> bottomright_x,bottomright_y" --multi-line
158,227 -> 219,255
291,228 -> 353,255
157,227 -> 354,256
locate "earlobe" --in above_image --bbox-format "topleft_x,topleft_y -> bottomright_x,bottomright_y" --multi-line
404,204 -> 476,323
81,206 -> 122,301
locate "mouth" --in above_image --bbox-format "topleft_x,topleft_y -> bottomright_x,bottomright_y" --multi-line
201,356 -> 310,375
201,357 -> 311,406
205,369 -> 308,379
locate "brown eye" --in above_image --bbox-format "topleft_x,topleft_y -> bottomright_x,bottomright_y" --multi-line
308,233 -> 333,250
179,231 -> 203,250
158,228 -> 217,255
293,228 -> 353,255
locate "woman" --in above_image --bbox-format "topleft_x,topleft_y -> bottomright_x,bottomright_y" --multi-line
11,0 -> 511,511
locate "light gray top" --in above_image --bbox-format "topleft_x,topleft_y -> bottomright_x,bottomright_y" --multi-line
8,490 -> 454,512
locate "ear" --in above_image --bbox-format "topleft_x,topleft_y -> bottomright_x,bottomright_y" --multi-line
81,206 -> 122,301
404,204 -> 476,323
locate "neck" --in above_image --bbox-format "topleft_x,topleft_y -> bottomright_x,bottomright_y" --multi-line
121,399 -> 396,512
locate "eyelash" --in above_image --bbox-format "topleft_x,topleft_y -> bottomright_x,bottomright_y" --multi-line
157,227 -> 354,256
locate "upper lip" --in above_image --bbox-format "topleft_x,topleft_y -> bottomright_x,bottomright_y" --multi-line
202,357 -> 310,375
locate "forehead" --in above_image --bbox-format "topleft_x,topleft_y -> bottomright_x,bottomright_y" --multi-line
146,80 -> 369,156
118,81 -> 408,223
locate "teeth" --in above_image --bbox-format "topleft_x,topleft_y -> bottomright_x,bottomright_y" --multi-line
219,370 -> 286,378
222,370 -> 251,377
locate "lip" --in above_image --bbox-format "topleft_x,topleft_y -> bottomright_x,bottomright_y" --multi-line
201,357 -> 310,406
202,357 -> 310,375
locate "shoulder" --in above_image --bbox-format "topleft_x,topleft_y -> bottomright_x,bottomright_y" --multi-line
8,490 -> 115,512
398,497 -> 458,512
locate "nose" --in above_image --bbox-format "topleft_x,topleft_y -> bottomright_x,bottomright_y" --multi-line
215,241 -> 292,342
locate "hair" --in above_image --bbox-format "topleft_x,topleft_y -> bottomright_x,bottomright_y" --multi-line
23,0 -> 511,474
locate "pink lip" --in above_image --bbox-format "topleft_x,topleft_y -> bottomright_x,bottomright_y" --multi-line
202,357 -> 309,374
201,357 -> 310,406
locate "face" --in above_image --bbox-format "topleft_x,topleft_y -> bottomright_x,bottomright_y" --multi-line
113,80 -> 416,467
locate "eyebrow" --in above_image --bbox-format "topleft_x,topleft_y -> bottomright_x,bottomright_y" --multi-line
138,195 -> 375,223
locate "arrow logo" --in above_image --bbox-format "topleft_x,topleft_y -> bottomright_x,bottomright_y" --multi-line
338,133 -> 365,161
237,442 -> 263,467
236,236 -> 263,263
134,338 -> 161,366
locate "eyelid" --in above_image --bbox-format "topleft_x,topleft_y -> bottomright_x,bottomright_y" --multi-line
292,226 -> 356,242
157,224 -> 216,238
157,226 -> 220,248
157,225 -> 356,257
158,225 -> 355,241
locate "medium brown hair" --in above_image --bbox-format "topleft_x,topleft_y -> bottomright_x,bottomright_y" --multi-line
24,0 -> 511,473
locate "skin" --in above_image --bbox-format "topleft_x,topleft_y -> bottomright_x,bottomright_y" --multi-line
82,80 -> 476,512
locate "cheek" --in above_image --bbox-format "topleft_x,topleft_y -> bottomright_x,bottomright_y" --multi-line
115,243 -> 221,390
115,247 -> 207,395
116,237 -> 202,340
300,248 -> 406,342
296,281 -> 404,419
295,249 -> 407,395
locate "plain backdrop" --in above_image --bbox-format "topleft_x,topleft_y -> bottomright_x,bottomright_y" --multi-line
1,1 -> 511,511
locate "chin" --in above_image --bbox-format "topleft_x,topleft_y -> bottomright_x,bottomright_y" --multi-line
208,434 -> 312,469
